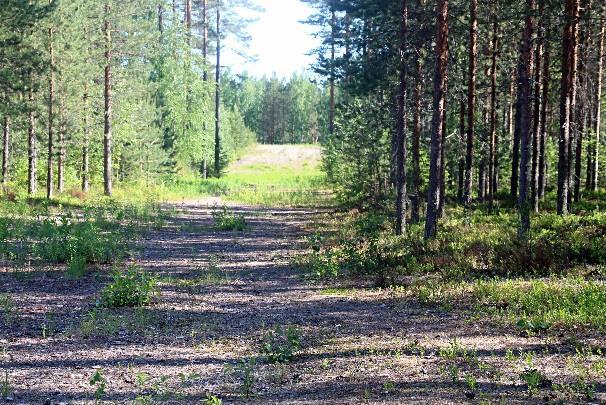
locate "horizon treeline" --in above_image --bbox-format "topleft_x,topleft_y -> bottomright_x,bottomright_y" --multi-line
0,0 -> 327,198
222,71 -> 329,145
306,0 -> 605,237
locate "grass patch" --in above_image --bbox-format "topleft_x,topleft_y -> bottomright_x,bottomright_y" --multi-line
145,145 -> 330,207
319,287 -> 358,296
79,307 -> 160,338
0,192 -> 166,276
473,278 -> 606,330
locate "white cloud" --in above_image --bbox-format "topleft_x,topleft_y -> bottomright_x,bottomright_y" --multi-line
222,0 -> 320,78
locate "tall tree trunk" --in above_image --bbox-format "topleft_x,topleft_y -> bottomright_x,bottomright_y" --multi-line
488,16 -> 499,208
329,9 -> 336,135
538,23 -> 550,199
1,116 -> 9,187
28,87 -> 37,195
214,4 -> 222,176
202,0 -> 208,81
512,69 -> 521,202
104,2 -> 113,196
591,3 -> 605,190
517,0 -> 536,239
463,0 -> 477,209
185,0 -> 191,35
478,107 -> 486,202
200,0 -> 208,177
47,27 -> 55,200
424,0 -> 448,240
557,0 -> 580,215
438,97 -> 447,219
574,0 -> 590,202
57,100 -> 66,193
411,52 -> 423,223
457,98 -> 465,203
82,87 -> 90,192
531,1 -> 544,212
158,3 -> 164,34
394,0 -> 408,235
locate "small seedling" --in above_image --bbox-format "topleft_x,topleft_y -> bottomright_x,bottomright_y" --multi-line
0,294 -> 16,324
1,371 -> 10,399
261,325 -> 301,364
520,368 -> 551,396
465,374 -> 479,391
516,319 -> 550,336
203,393 -> 222,405
90,369 -> 107,402
41,313 -> 57,338
382,381 -> 395,393
225,357 -> 256,399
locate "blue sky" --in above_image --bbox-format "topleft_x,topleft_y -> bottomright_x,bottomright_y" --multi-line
222,0 -> 321,78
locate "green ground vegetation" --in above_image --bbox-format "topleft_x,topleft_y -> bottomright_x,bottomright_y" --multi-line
297,190 -> 606,332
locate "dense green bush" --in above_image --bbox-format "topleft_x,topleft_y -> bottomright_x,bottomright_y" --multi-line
212,206 -> 247,231
100,266 -> 158,308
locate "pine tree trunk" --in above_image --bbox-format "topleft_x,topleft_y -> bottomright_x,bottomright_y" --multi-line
463,0 -> 477,209
47,27 -> 55,200
57,100 -> 66,193
104,2 -> 113,197
28,87 -> 37,195
424,0 -> 448,240
574,0 -> 590,202
557,0 -> 580,215
82,88 -> 90,192
185,0 -> 191,34
512,73 -> 521,202
202,0 -> 208,82
158,3 -> 164,33
478,157 -> 485,202
329,10 -> 336,135
517,0 -> 536,239
591,3 -> 605,190
438,110 -> 447,219
458,99 -> 465,203
394,0 -> 408,235
538,24 -> 550,199
411,52 -> 423,223
214,5 -> 222,176
488,16 -> 499,208
2,116 -> 9,187
531,1 -> 544,212
200,0 -> 208,177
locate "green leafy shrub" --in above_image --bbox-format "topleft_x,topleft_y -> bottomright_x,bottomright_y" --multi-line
212,206 -> 247,231
261,325 -> 301,364
100,267 -> 158,308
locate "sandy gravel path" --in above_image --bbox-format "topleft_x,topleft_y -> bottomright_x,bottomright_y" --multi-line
2,199 -> 604,404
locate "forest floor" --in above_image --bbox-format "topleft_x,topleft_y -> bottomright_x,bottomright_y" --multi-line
1,146 -> 605,404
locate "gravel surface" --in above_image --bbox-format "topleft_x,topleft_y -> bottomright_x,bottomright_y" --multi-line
1,199 -> 605,404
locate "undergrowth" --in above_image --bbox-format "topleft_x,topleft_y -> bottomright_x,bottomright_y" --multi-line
297,203 -> 606,331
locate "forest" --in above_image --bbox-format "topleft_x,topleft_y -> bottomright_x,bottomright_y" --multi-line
0,0 -> 327,195
1,0 -> 606,403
